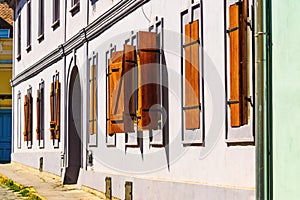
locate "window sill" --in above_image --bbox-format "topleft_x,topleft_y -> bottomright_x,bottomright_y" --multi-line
70,2 -> 80,16
26,44 -> 31,52
51,19 -> 60,30
37,33 -> 44,43
226,137 -> 255,146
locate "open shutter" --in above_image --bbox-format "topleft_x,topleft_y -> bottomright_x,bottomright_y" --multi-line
107,51 -> 124,134
27,92 -> 32,142
50,82 -> 55,139
138,31 -> 160,130
89,65 -> 97,135
240,0 -> 249,126
123,44 -> 136,133
36,90 -> 40,140
55,80 -> 60,140
229,1 -> 249,127
184,20 -> 200,130
23,95 -> 28,141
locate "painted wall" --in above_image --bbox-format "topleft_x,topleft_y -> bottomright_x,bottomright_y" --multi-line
11,0 -> 255,199
272,1 -> 300,199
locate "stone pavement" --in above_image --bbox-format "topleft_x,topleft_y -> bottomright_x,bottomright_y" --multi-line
0,163 -> 104,200
0,184 -> 25,200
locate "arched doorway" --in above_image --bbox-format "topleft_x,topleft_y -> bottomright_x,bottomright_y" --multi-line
64,66 -> 82,184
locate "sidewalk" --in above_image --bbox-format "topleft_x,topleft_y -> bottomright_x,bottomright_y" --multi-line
0,162 -> 103,200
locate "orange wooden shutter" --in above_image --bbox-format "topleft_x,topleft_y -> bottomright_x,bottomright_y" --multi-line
50,82 -> 55,139
36,90 -> 40,140
229,1 -> 249,127
240,0 -> 249,126
89,65 -> 97,135
123,44 -> 136,133
138,31 -> 160,130
107,51 -> 124,134
23,95 -> 28,141
27,92 -> 32,142
55,80 -> 60,140
184,20 -> 200,130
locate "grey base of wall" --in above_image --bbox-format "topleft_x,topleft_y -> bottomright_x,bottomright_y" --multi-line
12,153 -> 254,199
80,170 -> 255,200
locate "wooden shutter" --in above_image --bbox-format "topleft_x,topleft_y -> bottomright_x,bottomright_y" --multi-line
36,90 -> 40,140
89,65 -> 97,135
107,51 -> 124,134
50,82 -> 55,139
138,31 -> 160,130
123,44 -> 136,133
27,92 -> 32,142
23,95 -> 28,141
184,20 -> 200,130
229,1 -> 249,127
55,80 -> 60,140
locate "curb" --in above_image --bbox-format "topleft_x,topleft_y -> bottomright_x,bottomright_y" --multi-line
0,173 -> 46,200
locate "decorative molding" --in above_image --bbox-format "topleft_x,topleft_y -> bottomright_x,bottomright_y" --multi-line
11,0 -> 149,86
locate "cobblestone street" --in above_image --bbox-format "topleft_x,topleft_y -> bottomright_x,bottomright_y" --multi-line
0,184 -> 23,200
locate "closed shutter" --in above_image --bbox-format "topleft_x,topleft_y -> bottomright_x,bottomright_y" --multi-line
27,92 -> 32,142
23,95 -> 28,141
184,20 -> 200,130
36,90 -> 40,140
55,80 -> 60,140
123,44 -> 136,132
138,31 -> 160,130
107,51 -> 124,134
89,65 -> 97,135
229,1 -> 249,127
50,82 -> 55,139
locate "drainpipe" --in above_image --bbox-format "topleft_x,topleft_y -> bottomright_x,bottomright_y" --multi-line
255,0 -> 264,199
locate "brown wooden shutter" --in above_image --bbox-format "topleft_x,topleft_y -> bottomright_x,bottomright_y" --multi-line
138,31 -> 160,130
50,82 -> 55,139
89,65 -> 97,135
55,80 -> 60,140
36,90 -> 40,140
123,44 -> 136,133
184,20 -> 200,130
23,95 -> 28,141
229,1 -> 249,127
107,51 -> 124,134
27,92 -> 32,142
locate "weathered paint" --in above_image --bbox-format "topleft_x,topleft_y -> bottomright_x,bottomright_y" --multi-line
0,109 -> 12,163
272,1 -> 300,199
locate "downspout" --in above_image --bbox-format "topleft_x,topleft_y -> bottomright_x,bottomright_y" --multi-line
255,0 -> 265,199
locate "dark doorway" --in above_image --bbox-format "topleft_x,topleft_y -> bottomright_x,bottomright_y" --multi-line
64,67 -> 82,184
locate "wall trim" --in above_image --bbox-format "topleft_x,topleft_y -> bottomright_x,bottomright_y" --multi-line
11,0 -> 150,87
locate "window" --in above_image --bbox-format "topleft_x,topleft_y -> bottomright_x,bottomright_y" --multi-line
50,74 -> 61,147
17,92 -> 21,149
226,0 -> 254,143
17,11 -> 21,60
38,0 -> 44,42
23,88 -> 32,148
36,81 -> 45,148
52,0 -> 60,29
181,2 -> 203,144
70,0 -> 80,15
106,32 -> 161,135
88,53 -> 98,146
26,0 -> 31,51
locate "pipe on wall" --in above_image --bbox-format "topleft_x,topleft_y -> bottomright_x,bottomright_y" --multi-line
255,0 -> 265,199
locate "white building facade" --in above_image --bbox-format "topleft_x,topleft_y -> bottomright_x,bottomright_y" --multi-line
10,0 -> 255,199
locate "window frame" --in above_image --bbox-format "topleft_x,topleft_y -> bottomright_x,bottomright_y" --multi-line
38,0 -> 45,42
37,81 -> 45,148
88,53 -> 98,147
180,2 -> 204,145
17,91 -> 21,149
17,11 -> 21,60
52,0 -> 60,29
225,0 -> 255,145
26,0 -> 31,52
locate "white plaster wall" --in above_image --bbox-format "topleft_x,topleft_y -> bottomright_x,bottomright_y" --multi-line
14,0 -> 66,76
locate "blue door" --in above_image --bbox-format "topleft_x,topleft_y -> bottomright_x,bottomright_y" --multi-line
0,109 -> 12,163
